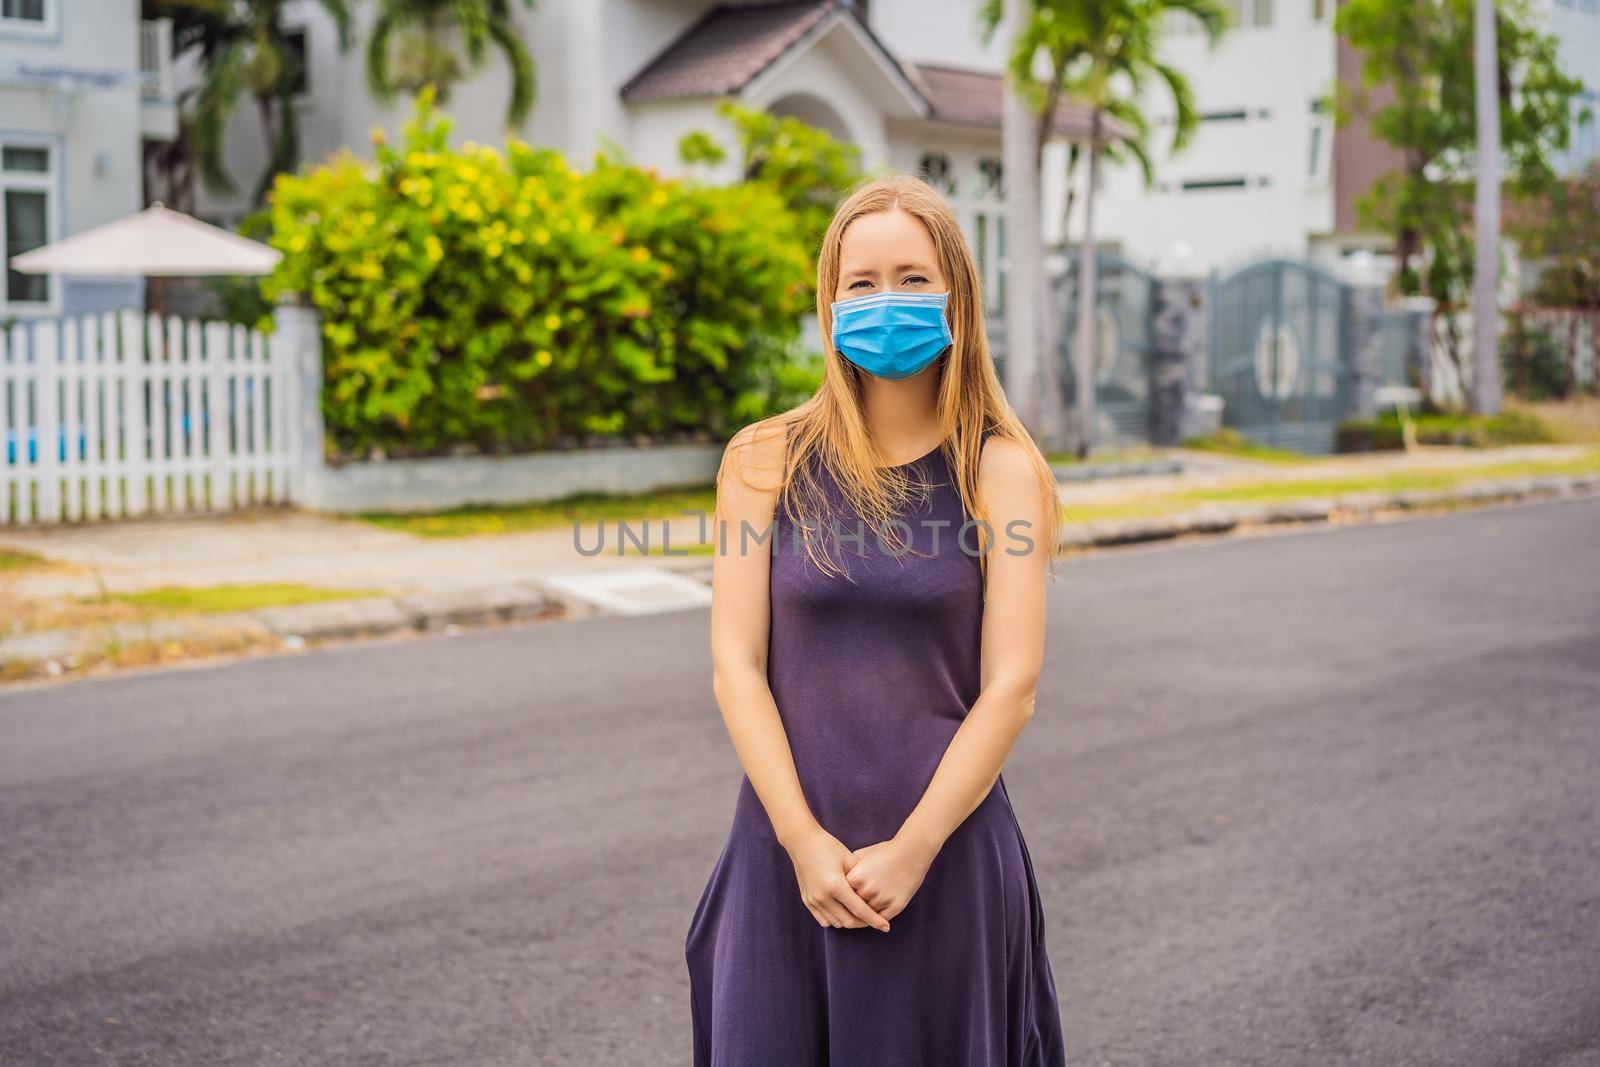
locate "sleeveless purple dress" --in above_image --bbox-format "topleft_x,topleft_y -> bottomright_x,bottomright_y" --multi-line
685,438 -> 1067,1066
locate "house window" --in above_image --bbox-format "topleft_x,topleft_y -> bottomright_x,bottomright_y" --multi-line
975,213 -> 988,287
2,141 -> 53,307
918,152 -> 956,196
1,0 -> 55,35
1181,177 -> 1250,191
284,28 -> 310,95
977,157 -> 1004,201
1308,99 -> 1332,182
973,210 -> 1007,313
2,0 -> 45,20
1218,0 -> 1273,27
995,214 -> 1007,311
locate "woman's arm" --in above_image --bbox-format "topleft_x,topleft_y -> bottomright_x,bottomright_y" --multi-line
709,423 -> 891,932
845,436 -> 1050,919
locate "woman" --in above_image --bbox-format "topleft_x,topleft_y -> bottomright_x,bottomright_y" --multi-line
686,174 -> 1067,1066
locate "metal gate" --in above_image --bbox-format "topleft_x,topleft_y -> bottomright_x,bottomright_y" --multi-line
1209,259 -> 1352,453
1056,251 -> 1157,450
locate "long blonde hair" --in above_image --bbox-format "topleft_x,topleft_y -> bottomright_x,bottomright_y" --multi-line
717,173 -> 1062,586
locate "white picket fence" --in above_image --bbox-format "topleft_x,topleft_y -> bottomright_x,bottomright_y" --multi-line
0,311 -> 297,525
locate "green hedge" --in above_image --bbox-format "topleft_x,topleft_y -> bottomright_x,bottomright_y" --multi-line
259,95 -> 818,457
1336,409 -> 1554,451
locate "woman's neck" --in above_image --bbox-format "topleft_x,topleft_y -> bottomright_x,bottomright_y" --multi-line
861,374 -> 943,463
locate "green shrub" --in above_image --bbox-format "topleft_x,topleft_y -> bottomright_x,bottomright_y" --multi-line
261,93 -> 815,457
1180,427 -> 1312,463
1336,408 -> 1554,451
1500,324 -> 1569,401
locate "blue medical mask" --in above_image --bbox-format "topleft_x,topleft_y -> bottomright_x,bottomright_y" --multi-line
829,290 -> 953,381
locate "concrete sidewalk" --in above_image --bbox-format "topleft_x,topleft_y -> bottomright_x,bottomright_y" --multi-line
1,443 -> 1593,603
2,443 -> 1597,673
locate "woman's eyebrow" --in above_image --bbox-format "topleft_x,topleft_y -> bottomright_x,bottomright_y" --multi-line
843,262 -> 931,278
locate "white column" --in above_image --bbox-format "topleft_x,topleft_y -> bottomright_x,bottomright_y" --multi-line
273,296 -> 327,509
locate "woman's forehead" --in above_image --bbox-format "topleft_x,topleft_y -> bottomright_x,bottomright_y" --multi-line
839,209 -> 937,261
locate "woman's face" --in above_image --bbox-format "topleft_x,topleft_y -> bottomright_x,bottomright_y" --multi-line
834,207 -> 947,304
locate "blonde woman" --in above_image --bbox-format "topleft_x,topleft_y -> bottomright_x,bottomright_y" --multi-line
686,174 -> 1066,1065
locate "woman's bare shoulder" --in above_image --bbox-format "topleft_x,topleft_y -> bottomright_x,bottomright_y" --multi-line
722,416 -> 795,493
976,432 -> 1043,495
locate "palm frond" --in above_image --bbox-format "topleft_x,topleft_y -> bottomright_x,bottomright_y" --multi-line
193,38 -> 247,195
488,13 -> 536,126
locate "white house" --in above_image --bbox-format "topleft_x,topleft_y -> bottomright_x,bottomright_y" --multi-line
190,0 -> 1115,323
1055,0 -> 1361,277
0,0 -> 175,320
1550,0 -> 1600,174
1067,0 -> 1598,278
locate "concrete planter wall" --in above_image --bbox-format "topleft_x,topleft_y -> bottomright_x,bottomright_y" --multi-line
306,443 -> 724,514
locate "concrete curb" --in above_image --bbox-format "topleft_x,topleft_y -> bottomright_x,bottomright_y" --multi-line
1053,458 -> 1185,483
1057,473 -> 1600,550
0,583 -> 565,667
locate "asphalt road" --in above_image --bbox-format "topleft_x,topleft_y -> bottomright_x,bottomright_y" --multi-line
2,497 -> 1598,1066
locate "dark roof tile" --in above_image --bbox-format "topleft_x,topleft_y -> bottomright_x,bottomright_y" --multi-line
620,1 -> 836,103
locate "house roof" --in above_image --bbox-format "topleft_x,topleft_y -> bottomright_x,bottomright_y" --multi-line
619,2 -> 1128,145
905,63 -> 1133,144
621,1 -> 894,104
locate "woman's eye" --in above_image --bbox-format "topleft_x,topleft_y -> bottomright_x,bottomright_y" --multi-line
903,275 -> 929,285
848,280 -> 873,290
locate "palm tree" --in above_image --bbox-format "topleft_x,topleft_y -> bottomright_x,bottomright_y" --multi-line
982,0 -> 1224,456
366,0 -> 538,127
147,0 -> 354,207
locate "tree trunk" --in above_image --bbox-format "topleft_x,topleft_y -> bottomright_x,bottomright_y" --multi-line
1000,0 -> 1044,442
1075,116 -> 1101,459
1471,0 -> 1503,416
1566,312 -> 1579,399
256,94 -> 277,160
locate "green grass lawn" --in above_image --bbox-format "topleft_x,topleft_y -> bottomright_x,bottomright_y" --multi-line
101,583 -> 386,614
0,548 -> 47,572
357,486 -> 718,538
1062,448 -> 1600,524
4,582 -> 386,639
1047,447 -> 1172,467
1178,429 -> 1318,464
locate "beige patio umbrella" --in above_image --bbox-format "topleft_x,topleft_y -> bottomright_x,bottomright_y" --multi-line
10,202 -> 281,316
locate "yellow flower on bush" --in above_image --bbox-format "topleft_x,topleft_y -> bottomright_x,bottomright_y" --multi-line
536,349 -> 553,367
424,235 -> 443,262
544,313 -> 562,331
